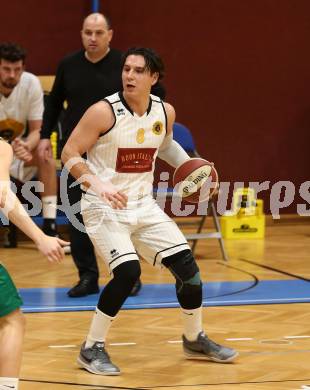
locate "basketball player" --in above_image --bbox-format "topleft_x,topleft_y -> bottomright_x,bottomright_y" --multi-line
39,13 -> 166,297
0,42 -> 60,238
61,47 -> 238,375
0,137 -> 68,390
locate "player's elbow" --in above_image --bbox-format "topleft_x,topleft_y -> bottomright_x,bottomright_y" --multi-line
61,144 -> 73,166
61,142 -> 84,173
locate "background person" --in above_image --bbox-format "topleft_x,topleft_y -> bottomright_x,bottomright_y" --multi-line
0,42 -> 59,238
0,137 -> 68,390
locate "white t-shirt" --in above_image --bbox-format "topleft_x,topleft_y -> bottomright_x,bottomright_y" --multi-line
0,71 -> 43,140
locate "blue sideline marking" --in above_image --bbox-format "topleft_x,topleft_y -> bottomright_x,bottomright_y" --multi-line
19,279 -> 310,313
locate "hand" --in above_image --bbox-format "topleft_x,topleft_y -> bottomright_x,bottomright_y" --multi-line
36,235 -> 70,263
37,139 -> 53,161
11,138 -> 32,162
84,176 -> 128,209
100,181 -> 128,209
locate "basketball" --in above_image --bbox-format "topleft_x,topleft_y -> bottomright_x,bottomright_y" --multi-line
173,158 -> 219,203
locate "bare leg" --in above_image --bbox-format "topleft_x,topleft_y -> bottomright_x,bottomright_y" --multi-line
24,150 -> 57,197
36,154 -> 57,197
0,309 -> 25,377
28,151 -> 59,236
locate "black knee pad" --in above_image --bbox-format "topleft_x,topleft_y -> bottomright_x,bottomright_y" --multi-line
163,250 -> 200,282
163,250 -> 202,309
113,261 -> 141,285
98,261 -> 141,316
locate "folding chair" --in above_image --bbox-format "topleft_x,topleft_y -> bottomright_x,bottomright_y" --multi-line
168,122 -> 228,261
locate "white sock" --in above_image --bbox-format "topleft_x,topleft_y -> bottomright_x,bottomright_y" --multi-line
42,195 -> 57,219
181,306 -> 203,341
0,377 -> 19,389
85,308 -> 115,348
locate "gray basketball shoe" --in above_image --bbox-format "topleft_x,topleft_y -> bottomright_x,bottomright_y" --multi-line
183,331 -> 238,363
77,341 -> 120,375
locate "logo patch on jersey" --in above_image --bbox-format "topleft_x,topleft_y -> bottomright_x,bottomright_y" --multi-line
136,128 -> 145,144
110,249 -> 120,258
117,108 -> 125,116
152,121 -> 163,135
116,148 -> 156,173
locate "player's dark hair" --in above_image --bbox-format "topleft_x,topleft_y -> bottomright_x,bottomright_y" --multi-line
0,42 -> 26,63
121,47 -> 165,80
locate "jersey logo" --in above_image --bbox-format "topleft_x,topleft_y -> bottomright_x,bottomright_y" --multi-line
152,121 -> 163,135
116,148 -> 156,173
117,108 -> 125,116
110,249 -> 120,258
136,128 -> 145,144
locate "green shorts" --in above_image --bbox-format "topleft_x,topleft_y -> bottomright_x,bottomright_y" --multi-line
0,264 -> 23,317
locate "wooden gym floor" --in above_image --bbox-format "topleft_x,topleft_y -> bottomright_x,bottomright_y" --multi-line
1,216 -> 310,389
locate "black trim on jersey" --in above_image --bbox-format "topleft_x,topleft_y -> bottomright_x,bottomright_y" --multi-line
153,243 -> 189,266
119,91 -> 133,115
160,99 -> 168,135
109,252 -> 139,266
99,98 -> 117,137
119,91 -> 152,116
81,189 -> 96,196
146,96 -> 152,115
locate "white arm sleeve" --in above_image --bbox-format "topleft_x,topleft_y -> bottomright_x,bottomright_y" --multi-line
158,133 -> 190,168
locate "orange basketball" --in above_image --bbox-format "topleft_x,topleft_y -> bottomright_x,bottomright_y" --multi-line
173,158 -> 219,203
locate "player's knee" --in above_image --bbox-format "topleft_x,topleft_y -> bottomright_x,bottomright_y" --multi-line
43,156 -> 57,170
2,309 -> 26,331
36,149 -> 56,167
162,249 -> 202,302
113,260 -> 141,286
162,249 -> 201,283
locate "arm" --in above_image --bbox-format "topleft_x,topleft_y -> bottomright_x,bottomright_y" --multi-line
25,119 -> 41,151
158,102 -> 190,168
40,62 -> 66,140
38,62 -> 66,160
24,74 -> 44,150
12,75 -> 43,161
0,141 -> 68,262
61,101 -> 127,209
11,119 -> 42,162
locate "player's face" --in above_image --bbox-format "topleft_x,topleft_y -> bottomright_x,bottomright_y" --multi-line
81,16 -> 113,56
0,59 -> 24,90
122,55 -> 158,96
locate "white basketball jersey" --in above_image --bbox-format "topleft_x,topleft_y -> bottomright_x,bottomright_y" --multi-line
86,92 -> 167,203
